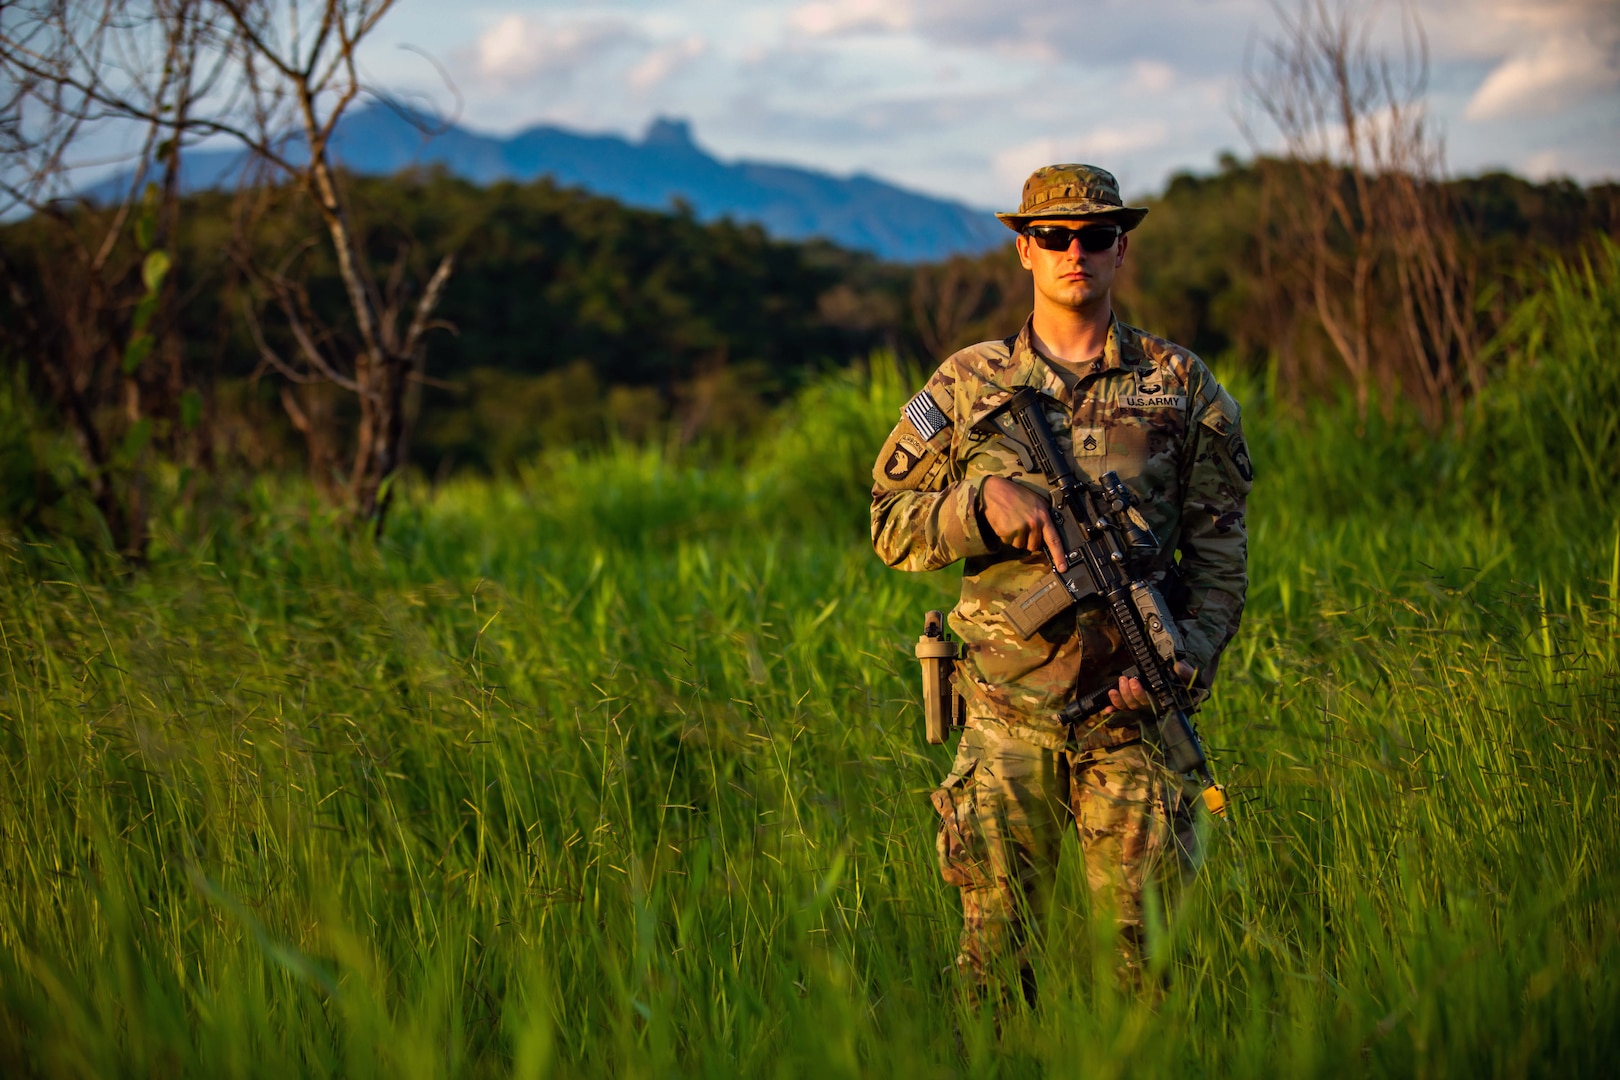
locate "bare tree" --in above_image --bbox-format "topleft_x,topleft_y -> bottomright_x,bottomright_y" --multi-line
0,0 -> 231,555
911,256 -> 992,360
909,249 -> 1027,360
2,0 -> 455,536
1243,0 -> 1479,425
210,1 -> 454,525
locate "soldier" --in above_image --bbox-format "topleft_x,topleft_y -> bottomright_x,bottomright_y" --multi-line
870,164 -> 1251,998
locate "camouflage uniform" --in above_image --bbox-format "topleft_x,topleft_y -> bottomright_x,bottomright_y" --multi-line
872,314 -> 1251,986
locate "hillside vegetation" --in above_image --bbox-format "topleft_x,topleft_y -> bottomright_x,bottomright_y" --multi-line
1,244 -> 1616,1076
3,163 -> 1614,482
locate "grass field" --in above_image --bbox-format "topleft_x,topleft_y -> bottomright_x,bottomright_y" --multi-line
2,247 -> 1618,1077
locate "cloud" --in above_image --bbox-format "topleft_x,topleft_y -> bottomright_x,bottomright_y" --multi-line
1521,148 -> 1568,178
992,121 -> 1170,190
1130,60 -> 1176,95
385,0 -> 1618,206
906,0 -> 1263,75
1464,32 -> 1619,119
1422,0 -> 1620,55
468,14 -> 636,85
1076,120 -> 1171,159
994,137 -> 1067,192
629,36 -> 709,91
789,0 -> 913,38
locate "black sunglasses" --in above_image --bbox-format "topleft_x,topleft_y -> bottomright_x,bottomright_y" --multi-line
1022,223 -> 1121,253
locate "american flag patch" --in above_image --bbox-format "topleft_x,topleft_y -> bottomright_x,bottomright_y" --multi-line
902,390 -> 950,441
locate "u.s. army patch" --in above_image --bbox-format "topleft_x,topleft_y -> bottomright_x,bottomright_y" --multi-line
883,432 -> 930,481
1123,393 -> 1187,409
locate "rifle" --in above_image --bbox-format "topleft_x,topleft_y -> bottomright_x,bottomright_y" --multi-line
993,387 -> 1228,817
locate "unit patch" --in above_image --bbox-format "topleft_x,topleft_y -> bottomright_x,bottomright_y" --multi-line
1073,427 -> 1106,456
1229,434 -> 1254,482
1122,394 -> 1187,409
883,432 -> 931,481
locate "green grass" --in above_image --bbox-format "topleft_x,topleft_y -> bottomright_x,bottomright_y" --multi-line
2,248 -> 1619,1077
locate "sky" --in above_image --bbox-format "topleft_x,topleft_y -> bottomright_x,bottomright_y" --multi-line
250,1 -> 1620,208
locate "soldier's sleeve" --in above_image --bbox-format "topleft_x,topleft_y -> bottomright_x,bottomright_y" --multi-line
870,368 -> 997,572
1176,367 -> 1253,681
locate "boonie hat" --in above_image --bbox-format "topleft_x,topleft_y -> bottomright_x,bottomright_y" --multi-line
996,164 -> 1149,232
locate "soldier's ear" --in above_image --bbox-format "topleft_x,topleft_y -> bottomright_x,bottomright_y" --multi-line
1015,233 -> 1035,271
1115,232 -> 1129,268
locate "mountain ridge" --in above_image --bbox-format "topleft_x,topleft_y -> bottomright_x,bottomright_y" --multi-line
102,103 -> 1007,262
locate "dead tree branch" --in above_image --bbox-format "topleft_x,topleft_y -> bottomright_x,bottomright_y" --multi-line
1243,0 -> 1479,425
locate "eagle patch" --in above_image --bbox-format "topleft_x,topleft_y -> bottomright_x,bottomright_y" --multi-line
883,432 -> 930,481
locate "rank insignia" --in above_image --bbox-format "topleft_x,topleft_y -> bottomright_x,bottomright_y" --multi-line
1074,427 -> 1105,456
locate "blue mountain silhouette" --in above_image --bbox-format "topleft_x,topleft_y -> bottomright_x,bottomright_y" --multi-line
102,102 -> 1006,262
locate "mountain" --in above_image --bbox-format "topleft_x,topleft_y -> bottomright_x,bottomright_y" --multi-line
99,103 -> 1007,262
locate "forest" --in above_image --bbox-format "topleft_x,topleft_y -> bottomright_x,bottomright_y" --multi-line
3,159 -> 1615,491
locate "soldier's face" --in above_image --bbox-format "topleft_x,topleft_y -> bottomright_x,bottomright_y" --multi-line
1016,216 -> 1128,313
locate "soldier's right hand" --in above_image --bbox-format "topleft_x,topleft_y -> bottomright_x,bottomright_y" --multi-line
981,476 -> 1068,572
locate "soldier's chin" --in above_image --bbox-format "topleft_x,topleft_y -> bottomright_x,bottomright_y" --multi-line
1041,282 -> 1087,303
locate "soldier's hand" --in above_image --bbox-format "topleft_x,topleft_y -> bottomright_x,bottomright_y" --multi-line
1104,661 -> 1196,715
981,476 -> 1068,572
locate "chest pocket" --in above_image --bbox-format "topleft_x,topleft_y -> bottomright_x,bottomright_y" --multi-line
1084,377 -> 1188,501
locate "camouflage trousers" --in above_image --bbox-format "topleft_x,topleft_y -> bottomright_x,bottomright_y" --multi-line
930,719 -> 1198,990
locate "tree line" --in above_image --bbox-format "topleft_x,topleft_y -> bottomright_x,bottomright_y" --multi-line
3,159 -> 1616,525
921,160 -> 1619,417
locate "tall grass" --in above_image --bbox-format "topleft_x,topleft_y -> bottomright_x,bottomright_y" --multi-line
1,254 -> 1617,1076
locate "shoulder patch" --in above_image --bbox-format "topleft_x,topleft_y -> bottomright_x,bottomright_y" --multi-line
1228,433 -> 1254,482
1196,385 -> 1241,437
903,390 -> 951,442
882,432 -> 930,482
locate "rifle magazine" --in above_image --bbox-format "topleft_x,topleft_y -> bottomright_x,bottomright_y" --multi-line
1004,572 -> 1077,639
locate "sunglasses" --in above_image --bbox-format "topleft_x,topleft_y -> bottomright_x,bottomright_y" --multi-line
1021,223 -> 1121,253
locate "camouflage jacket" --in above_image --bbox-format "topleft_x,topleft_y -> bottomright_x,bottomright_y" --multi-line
872,317 -> 1251,749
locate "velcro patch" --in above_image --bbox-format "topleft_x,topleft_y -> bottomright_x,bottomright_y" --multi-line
1073,427 -> 1106,456
883,432 -> 930,482
1229,434 -> 1254,482
903,390 -> 951,441
1122,394 -> 1187,409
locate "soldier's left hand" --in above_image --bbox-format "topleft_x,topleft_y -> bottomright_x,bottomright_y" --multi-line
1104,661 -> 1196,715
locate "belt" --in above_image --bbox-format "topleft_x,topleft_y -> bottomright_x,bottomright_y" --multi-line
1069,712 -> 1143,753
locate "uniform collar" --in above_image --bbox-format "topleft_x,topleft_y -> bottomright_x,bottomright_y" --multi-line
1010,314 -> 1150,398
